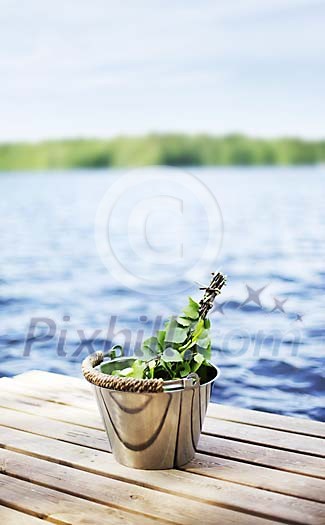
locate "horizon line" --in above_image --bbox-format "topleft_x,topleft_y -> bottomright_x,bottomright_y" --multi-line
1,131 -> 325,145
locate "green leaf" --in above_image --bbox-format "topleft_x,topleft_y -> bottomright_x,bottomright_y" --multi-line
196,336 -> 210,349
136,336 -> 162,360
196,341 -> 211,360
182,297 -> 199,320
135,344 -> 156,361
159,359 -> 173,375
194,353 -> 204,365
179,361 -> 191,377
182,348 -> 194,361
143,336 -> 160,352
107,345 -> 124,360
162,347 -> 183,362
130,292 -> 215,381
191,318 -> 204,340
189,297 -> 200,309
119,367 -> 134,377
192,353 -> 204,372
176,316 -> 192,327
165,320 -> 188,344
109,369 -> 122,377
179,337 -> 197,351
157,330 -> 166,348
131,360 -> 146,379
148,359 -> 156,378
198,328 -> 209,340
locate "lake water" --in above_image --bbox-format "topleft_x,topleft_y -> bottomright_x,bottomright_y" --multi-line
1,167 -> 324,421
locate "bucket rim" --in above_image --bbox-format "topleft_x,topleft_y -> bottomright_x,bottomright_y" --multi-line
95,355 -> 220,394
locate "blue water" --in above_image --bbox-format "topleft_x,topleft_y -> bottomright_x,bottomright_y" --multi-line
0,167 -> 324,421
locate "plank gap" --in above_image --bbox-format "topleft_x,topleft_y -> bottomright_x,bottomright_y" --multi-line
0,471 -> 177,525
1,398 -> 322,460
196,445 -> 325,480
2,435 -> 325,525
0,498 -> 54,524
0,402 -> 103,431
2,419 -> 324,504
5,379 -> 323,439
1,464 -> 305,525
182,464 -> 325,504
2,420 -> 323,481
211,415 -> 325,439
201,430 -> 325,459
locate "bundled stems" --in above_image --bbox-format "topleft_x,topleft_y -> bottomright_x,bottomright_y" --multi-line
198,272 -> 227,319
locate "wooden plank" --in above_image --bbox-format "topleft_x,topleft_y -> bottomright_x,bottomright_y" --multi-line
1,425 -> 325,525
1,375 -> 95,410
198,435 -> 325,479
1,406 -> 324,502
1,371 -> 325,524
184,453 -> 325,503
0,474 -> 165,525
203,418 -> 325,457
0,396 -> 325,478
0,506 -> 47,524
9,371 -> 325,439
0,405 -> 110,451
0,391 -> 102,429
11,370 -> 90,391
1,448 -> 314,525
11,371 -> 323,436
1,393 -> 324,479
1,382 -> 323,458
207,403 -> 325,438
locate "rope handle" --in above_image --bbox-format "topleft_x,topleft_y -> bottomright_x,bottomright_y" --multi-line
82,348 -> 164,393
82,345 -> 123,370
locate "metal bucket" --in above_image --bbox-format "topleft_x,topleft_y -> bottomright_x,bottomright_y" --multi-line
87,355 -> 219,470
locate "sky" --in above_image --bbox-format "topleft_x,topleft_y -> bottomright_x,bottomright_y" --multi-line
0,0 -> 324,141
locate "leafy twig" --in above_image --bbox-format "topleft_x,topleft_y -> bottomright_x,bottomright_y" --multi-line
109,271 -> 227,381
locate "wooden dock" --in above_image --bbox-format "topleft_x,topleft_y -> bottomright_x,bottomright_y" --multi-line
0,371 -> 324,524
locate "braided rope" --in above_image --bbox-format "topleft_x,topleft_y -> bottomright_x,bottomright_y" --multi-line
82,351 -> 164,393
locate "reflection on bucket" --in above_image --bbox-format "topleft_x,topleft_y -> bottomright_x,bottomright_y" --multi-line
88,356 -> 219,469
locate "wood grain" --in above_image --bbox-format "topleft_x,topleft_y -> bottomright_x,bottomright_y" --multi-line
1,391 -> 324,478
0,474 -> 166,525
15,370 -> 324,439
1,406 -> 324,501
0,427 -> 325,524
1,380 -> 323,457
2,448 -> 315,525
0,371 -> 324,525
0,506 -> 47,524
203,417 -> 325,457
207,403 -> 325,438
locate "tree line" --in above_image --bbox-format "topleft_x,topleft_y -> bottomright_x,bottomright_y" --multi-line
1,133 -> 324,170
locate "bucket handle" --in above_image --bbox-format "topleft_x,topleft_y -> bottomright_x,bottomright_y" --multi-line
83,345 -> 123,369
82,348 -> 164,393
163,373 -> 200,391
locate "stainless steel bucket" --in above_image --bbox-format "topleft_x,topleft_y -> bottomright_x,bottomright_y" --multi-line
88,355 -> 219,470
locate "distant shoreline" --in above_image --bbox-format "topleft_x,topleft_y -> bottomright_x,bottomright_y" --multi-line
1,133 -> 324,170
